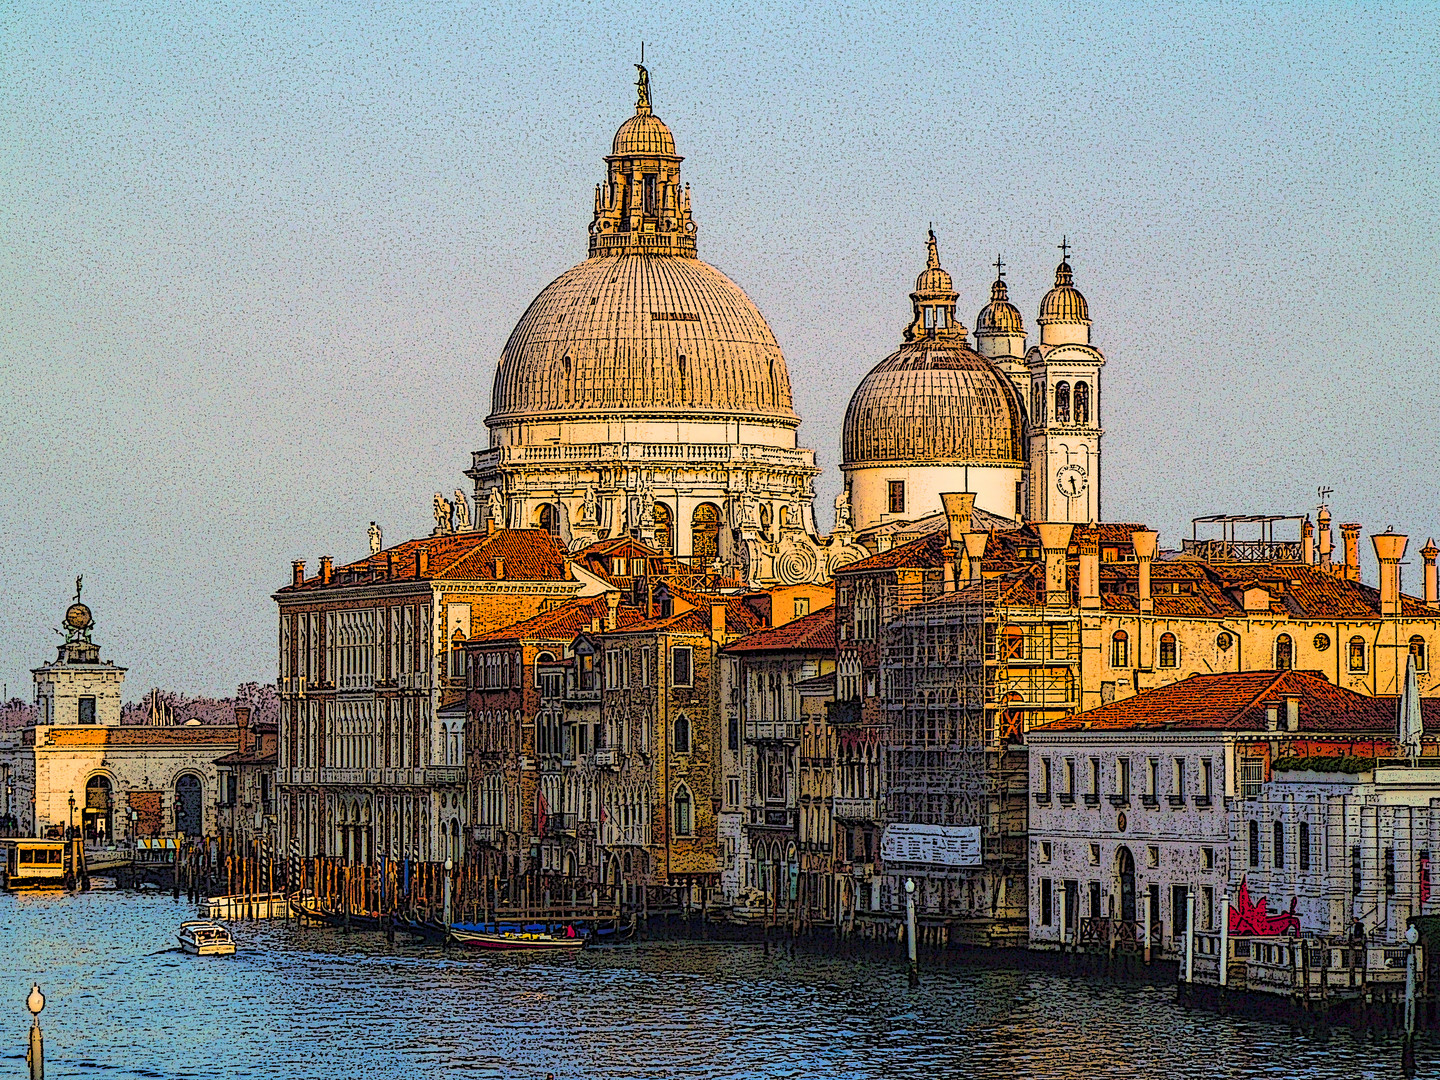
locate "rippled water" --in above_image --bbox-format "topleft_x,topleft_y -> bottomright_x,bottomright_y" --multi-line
0,888 -> 1431,1078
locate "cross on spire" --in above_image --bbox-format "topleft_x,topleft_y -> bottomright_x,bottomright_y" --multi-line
1058,236 -> 1071,262
993,253 -> 1006,281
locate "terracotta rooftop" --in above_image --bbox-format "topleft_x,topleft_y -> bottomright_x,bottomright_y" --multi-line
475,596 -> 642,645
723,605 -> 837,654
610,596 -> 766,637
1032,670 -> 1440,734
276,528 -> 571,594
42,726 -> 240,747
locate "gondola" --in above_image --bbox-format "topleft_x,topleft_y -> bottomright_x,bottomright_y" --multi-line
289,898 -> 386,931
395,915 -> 449,943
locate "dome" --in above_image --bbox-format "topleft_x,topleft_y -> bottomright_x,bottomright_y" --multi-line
488,253 -> 798,426
915,265 -> 953,294
612,112 -> 677,157
842,343 -> 1026,466
976,277 -> 1025,336
1038,260 -> 1090,324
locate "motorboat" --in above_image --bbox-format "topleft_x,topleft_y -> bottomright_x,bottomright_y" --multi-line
177,920 -> 236,956
449,923 -> 587,952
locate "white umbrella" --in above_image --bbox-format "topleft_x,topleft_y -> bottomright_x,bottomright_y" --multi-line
1399,652 -> 1423,759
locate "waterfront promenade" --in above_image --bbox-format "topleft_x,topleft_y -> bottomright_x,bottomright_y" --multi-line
3,888 -> 1433,1079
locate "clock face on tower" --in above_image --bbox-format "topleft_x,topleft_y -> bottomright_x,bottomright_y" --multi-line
1056,463 -> 1089,499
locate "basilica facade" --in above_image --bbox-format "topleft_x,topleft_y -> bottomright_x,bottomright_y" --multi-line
467,66 -> 1108,585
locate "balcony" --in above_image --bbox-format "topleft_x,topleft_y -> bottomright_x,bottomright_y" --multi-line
338,674 -> 375,692
1108,793 -> 1130,808
1034,792 -> 1051,806
592,750 -> 619,768
748,806 -> 797,830
542,813 -> 577,836
472,824 -> 498,844
833,797 -> 879,822
745,720 -> 801,743
425,766 -> 465,785
1083,793 -> 1100,807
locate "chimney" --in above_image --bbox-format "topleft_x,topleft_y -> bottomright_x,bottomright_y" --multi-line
605,591 -> 619,632
291,560 -> 305,587
1371,530 -> 1408,617
493,556 -> 505,580
1318,506 -> 1333,568
319,556 -> 334,586
590,616 -> 602,634
1266,704 -> 1279,732
1422,539 -> 1439,609
1341,523 -> 1362,583
1132,530 -> 1159,615
384,551 -> 396,579
1036,523 -> 1075,608
1284,695 -> 1300,732
1078,528 -> 1100,611
486,515 -> 497,537
1301,517 -> 1314,565
940,493 -> 975,593
416,547 -> 430,579
711,601 -> 727,639
896,567 -> 925,611
235,705 -> 253,753
963,532 -> 988,584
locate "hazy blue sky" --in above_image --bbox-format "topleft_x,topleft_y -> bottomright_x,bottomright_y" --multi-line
1,2 -> 1437,697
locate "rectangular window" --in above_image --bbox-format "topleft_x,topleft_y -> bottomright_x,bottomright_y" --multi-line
672,647 -> 693,688
1386,847 -> 1396,894
78,697 -> 96,724
1352,845 -> 1362,894
1090,758 -> 1101,796
1202,846 -> 1215,870
1148,882 -> 1160,930
1202,885 -> 1215,931
1173,758 -> 1186,803
727,777 -> 740,807
1040,878 -> 1053,926
1089,880 -> 1102,919
1273,821 -> 1285,868
794,596 -> 810,619
728,714 -> 740,752
888,480 -> 905,515
1040,757 -> 1052,797
1147,845 -> 1159,869
1088,842 -> 1100,866
1015,481 -> 1024,518
1199,758 -> 1212,800
641,648 -> 650,687
1147,758 -> 1158,798
1298,822 -> 1310,872
1173,884 -> 1189,936
1038,841 -> 1053,864
1065,758 -> 1075,795
1116,758 -> 1130,799
623,649 -> 631,689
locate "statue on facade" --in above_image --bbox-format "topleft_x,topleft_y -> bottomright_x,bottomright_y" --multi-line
833,488 -> 852,533
581,486 -> 598,524
433,492 -> 453,535
635,63 -> 651,113
638,476 -> 656,528
453,489 -> 472,532
368,521 -> 383,554
487,486 -> 505,528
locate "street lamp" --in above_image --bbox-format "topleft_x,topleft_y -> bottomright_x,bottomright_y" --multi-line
26,982 -> 44,1080
67,792 -> 75,839
905,877 -> 918,985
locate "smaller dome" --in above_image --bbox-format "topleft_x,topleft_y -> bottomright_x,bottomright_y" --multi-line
612,113 -> 677,157
976,277 -> 1025,336
1039,260 -> 1090,323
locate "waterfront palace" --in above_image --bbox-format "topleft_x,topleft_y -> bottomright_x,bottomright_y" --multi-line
257,67 -> 1440,956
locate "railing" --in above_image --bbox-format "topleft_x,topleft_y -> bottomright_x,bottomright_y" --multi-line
542,813 -> 577,836
425,766 -> 465,785
471,442 -> 816,468
1181,539 -> 1304,563
832,797 -> 879,822
1078,917 -> 1160,950
746,720 -> 801,743
592,750 -> 619,767
472,825 -> 498,844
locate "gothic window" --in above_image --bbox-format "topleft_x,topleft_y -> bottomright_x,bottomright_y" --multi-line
1349,636 -> 1367,672
1275,634 -> 1293,671
1410,635 -> 1428,673
691,503 -> 721,564
1159,633 -> 1178,669
1111,630 -> 1129,668
450,630 -> 466,680
1054,382 -> 1070,423
1031,382 -> 1045,424
674,712 -> 691,754
674,785 -> 693,836
888,480 -> 905,515
1074,382 -> 1091,424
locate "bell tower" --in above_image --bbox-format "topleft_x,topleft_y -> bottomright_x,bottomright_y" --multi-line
1026,241 -> 1104,524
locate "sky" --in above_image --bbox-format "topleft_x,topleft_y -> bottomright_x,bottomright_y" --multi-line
1,1 -> 1437,698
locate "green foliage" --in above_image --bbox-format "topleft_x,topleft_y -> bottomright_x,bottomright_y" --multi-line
1272,755 -> 1374,774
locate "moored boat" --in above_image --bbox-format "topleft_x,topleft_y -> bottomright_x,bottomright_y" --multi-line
449,924 -> 587,951
177,920 -> 236,956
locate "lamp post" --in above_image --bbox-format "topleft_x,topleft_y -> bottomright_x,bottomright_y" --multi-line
26,982 -> 44,1080
67,792 -> 75,839
443,857 -> 454,927
905,877 -> 918,986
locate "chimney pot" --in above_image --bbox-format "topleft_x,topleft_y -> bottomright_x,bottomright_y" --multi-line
291,560 -> 305,587
940,493 -> 976,546
319,556 -> 334,586
711,601 -> 727,639
1078,529 -> 1100,610
962,531 -> 988,584
1036,523 -> 1075,608
605,591 -> 620,632
493,556 -> 505,580
416,547 -> 430,579
385,551 -> 396,579
1371,531 -> 1408,616
1341,523 -> 1362,582
1285,695 -> 1300,732
1421,539 -> 1438,609
1131,530 -> 1159,614
1301,517 -> 1314,565
1318,507 -> 1333,567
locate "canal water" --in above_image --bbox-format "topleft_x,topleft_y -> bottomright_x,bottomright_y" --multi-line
1,888 -> 1433,1079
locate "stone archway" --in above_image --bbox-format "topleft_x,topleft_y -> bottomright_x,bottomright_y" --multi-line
84,775 -> 114,843
175,774 -> 203,838
1116,846 -> 1136,923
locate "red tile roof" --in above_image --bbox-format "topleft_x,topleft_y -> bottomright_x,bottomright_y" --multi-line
723,605 -> 837,654
476,596 -> 642,645
1033,670 -> 1440,734
611,596 -> 766,637
277,528 -> 570,593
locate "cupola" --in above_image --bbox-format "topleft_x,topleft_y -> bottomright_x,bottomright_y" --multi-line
1037,239 -> 1091,346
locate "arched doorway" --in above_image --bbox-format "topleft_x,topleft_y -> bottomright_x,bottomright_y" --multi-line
84,775 -> 113,844
1116,846 -> 1136,923
653,503 -> 673,555
691,503 -> 721,564
536,503 -> 561,537
175,775 -> 203,837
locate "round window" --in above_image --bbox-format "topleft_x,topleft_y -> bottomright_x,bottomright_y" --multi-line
1217,632 -> 1234,651
1314,633 -> 1331,652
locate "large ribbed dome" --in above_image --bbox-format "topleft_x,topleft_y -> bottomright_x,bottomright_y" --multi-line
612,113 -> 677,156
487,254 -> 798,426
843,343 -> 1026,465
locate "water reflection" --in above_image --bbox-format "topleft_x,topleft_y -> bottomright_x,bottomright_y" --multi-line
0,890 -> 1428,1079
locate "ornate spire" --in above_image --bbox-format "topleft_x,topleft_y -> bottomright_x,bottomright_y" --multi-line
904,230 -> 964,343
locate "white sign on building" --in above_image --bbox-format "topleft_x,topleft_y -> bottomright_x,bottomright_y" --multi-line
881,823 -> 982,868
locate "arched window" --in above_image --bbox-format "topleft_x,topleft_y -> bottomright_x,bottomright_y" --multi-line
674,712 -> 691,754
1248,819 -> 1260,868
1349,636 -> 1367,673
1410,635 -> 1428,673
653,502 -> 674,554
674,785 -> 692,836
1074,382 -> 1091,424
1111,630 -> 1129,668
450,629 -> 466,679
691,503 -> 721,564
1054,382 -> 1071,423
537,503 -> 561,537
1159,633 -> 1177,668
1031,382 -> 1045,424
1275,634 -> 1293,671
